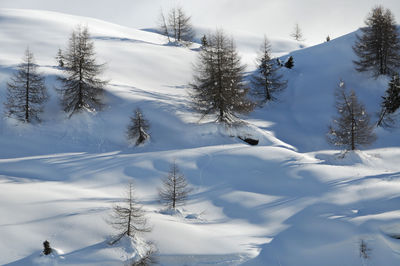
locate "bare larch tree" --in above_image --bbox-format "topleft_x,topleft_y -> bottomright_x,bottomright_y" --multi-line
158,162 -> 191,210
109,183 -> 150,244
4,48 -> 48,123
158,6 -> 194,45
190,29 -> 254,124
353,6 -> 400,77
291,23 -> 304,41
57,25 -> 108,116
327,81 -> 376,151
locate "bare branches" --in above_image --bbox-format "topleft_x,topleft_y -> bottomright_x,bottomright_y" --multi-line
158,6 -> 194,46
251,36 -> 287,105
4,48 -> 48,123
109,183 -> 151,243
353,6 -> 400,77
327,81 -> 376,151
190,30 -> 254,124
57,25 -> 108,116
291,23 -> 304,42
158,162 -> 191,209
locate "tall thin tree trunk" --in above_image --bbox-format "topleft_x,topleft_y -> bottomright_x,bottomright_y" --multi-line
173,167 -> 176,209
78,60 -> 83,108
351,118 -> 356,150
25,61 -> 30,123
127,185 -> 132,236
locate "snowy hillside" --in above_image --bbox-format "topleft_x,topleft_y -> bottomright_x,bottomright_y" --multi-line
1,8 -> 400,266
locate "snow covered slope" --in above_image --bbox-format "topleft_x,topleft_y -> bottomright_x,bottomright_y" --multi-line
1,8 -> 400,266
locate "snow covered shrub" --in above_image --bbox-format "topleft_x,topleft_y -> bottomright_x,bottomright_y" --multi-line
284,56 -> 294,69
359,239 -> 371,259
127,108 -> 150,146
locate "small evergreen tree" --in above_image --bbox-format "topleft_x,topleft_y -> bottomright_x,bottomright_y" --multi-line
56,48 -> 64,68
109,183 -> 151,244
127,108 -> 150,145
158,162 -> 191,210
201,34 -> 208,48
353,6 -> 400,77
4,48 -> 48,123
251,36 -> 287,104
284,56 -> 294,69
377,73 -> 400,127
43,240 -> 52,255
326,35 -> 331,42
291,23 -> 304,41
57,25 -> 108,116
327,81 -> 376,151
190,30 -> 254,124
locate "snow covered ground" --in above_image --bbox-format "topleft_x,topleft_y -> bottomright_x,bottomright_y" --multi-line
1,8 -> 400,266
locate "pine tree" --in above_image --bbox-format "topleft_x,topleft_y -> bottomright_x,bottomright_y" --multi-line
353,6 -> 400,77
251,36 -> 287,104
158,6 -> 194,45
326,35 -> 331,42
4,48 -> 48,123
377,73 -> 400,127
284,56 -> 294,69
291,23 -> 304,42
57,25 -> 108,116
190,30 -> 254,124
158,162 -> 191,210
327,81 -> 376,151
127,108 -> 150,145
109,183 -> 151,244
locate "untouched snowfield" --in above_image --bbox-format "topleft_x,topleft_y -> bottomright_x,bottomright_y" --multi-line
0,8 -> 400,266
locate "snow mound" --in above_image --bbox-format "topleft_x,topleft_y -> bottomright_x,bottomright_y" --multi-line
314,150 -> 381,166
157,208 -> 205,221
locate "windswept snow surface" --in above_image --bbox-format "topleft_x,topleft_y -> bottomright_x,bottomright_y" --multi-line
1,8 -> 400,266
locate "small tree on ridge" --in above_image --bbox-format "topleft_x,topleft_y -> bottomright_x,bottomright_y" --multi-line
251,36 -> 287,105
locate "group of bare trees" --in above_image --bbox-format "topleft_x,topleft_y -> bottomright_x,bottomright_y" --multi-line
158,6 -> 194,46
4,5 -> 399,154
4,25 -> 107,123
3,25 -> 152,147
326,6 -> 400,151
108,161 -> 190,265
